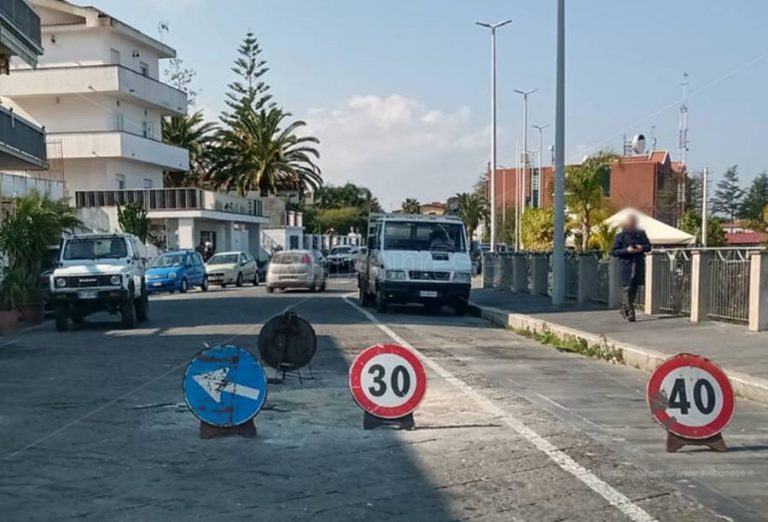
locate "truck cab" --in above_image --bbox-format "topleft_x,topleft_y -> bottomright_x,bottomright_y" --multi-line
357,213 -> 472,315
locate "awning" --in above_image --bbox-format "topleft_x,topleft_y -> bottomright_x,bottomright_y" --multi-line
0,23 -> 39,67
603,208 -> 694,246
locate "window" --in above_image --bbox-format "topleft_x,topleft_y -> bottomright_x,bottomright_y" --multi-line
142,121 -> 149,138
192,254 -> 203,267
116,174 -> 126,190
382,222 -> 466,252
143,179 -> 153,189
139,62 -> 149,76
63,237 -> 127,260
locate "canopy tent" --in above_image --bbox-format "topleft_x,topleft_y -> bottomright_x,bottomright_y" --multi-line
603,208 -> 694,246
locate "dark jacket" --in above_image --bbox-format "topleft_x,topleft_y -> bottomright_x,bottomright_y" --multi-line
611,229 -> 651,286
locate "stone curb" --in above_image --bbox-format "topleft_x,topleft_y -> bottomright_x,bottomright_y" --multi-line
469,302 -> 768,406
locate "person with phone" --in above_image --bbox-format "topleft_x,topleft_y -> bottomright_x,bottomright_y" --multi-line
611,214 -> 651,322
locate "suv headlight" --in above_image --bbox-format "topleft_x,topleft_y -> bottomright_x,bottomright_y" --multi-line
385,270 -> 406,281
453,272 -> 472,283
168,272 -> 177,280
55,277 -> 67,288
110,275 -> 121,286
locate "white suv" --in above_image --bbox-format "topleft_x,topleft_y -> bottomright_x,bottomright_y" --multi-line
49,233 -> 149,331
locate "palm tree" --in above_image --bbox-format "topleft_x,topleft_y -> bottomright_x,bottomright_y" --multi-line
401,198 -> 421,214
212,107 -> 322,197
454,192 -> 489,240
565,151 -> 617,250
162,111 -> 218,188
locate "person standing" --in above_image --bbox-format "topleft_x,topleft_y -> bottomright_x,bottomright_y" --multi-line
611,214 -> 651,322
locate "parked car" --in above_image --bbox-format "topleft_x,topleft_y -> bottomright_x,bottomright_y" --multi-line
327,245 -> 356,272
145,250 -> 208,294
205,251 -> 259,287
266,250 -> 327,293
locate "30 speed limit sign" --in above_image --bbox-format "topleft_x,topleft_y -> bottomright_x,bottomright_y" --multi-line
647,354 -> 735,440
349,343 -> 427,420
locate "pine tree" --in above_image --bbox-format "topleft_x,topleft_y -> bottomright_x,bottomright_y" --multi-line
738,171 -> 768,221
710,166 -> 744,222
221,32 -> 272,124
685,171 -> 704,215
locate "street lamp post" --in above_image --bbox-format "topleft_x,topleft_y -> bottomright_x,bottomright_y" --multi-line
552,0 -> 566,306
476,19 -> 512,252
531,124 -> 549,208
513,88 -> 537,251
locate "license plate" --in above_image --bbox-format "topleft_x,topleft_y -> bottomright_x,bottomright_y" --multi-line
152,282 -> 162,287
420,290 -> 438,298
78,290 -> 98,299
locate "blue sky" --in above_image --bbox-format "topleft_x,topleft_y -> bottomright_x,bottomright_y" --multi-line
96,0 -> 768,209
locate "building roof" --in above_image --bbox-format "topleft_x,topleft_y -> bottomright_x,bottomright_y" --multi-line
603,207 -> 694,245
726,231 -> 768,246
32,0 -> 176,58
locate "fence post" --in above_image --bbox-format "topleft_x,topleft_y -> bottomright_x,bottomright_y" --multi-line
690,250 -> 714,323
607,256 -> 622,309
644,251 -> 663,315
531,254 -> 548,295
749,251 -> 768,332
482,254 -> 497,289
577,254 -> 597,303
499,254 -> 514,290
512,254 -> 529,293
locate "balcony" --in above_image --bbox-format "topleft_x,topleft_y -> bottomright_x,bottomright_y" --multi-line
75,188 -> 264,219
0,65 -> 187,115
49,131 -> 189,171
0,104 -> 47,169
0,0 -> 43,66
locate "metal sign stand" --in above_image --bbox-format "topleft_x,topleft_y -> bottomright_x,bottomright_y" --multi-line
259,311 -> 318,385
200,419 -> 257,439
363,411 -> 415,431
667,432 -> 726,453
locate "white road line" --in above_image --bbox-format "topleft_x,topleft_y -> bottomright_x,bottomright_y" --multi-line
342,295 -> 658,522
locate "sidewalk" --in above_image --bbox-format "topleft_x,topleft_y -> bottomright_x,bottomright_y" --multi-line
469,287 -> 768,406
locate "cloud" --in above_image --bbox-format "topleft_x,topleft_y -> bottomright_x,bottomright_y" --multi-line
304,95 -> 489,210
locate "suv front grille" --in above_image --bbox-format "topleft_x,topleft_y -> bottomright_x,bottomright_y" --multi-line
65,275 -> 118,288
409,271 -> 450,281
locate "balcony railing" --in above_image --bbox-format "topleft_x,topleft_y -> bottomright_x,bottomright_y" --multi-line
75,188 -> 263,218
0,0 -> 42,60
0,104 -> 46,168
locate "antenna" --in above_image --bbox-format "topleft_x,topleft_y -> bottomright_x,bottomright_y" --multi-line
678,72 -> 689,165
158,21 -> 170,41
650,125 -> 657,155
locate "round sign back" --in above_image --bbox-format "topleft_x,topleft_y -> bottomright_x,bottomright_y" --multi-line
183,345 -> 268,427
647,353 -> 735,440
349,343 -> 427,419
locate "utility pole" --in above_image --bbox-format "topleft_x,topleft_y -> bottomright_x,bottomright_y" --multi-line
476,19 -> 512,252
702,167 -> 709,247
532,124 -> 549,208
552,0 -> 566,306
514,89 -> 538,249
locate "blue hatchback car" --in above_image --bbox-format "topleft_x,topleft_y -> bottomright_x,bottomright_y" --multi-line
145,250 -> 209,294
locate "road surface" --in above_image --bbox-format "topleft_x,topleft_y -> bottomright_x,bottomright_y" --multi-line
0,279 -> 765,521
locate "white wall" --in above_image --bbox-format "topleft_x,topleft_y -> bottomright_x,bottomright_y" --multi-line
63,157 -> 163,194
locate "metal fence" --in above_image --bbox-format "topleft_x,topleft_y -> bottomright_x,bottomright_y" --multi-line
658,249 -> 692,314
708,249 -> 752,323
594,260 -> 610,304
564,253 -> 579,299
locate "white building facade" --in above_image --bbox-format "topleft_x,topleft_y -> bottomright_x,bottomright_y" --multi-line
0,0 -> 189,194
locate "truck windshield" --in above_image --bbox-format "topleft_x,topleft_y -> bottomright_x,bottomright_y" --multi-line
383,222 -> 466,252
62,238 -> 128,260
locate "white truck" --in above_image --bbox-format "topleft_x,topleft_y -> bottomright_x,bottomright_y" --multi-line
356,213 -> 472,315
49,233 -> 150,331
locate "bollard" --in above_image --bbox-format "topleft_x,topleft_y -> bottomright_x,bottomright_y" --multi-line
748,251 -> 768,332
530,254 -> 549,296
492,255 -> 504,289
512,254 -> 529,293
644,251 -> 664,315
482,254 -> 496,289
690,250 -> 714,323
577,254 -> 597,303
499,255 -> 514,290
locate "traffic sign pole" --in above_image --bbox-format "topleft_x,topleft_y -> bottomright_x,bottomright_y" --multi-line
349,343 -> 428,431
646,353 -> 734,453
183,345 -> 269,439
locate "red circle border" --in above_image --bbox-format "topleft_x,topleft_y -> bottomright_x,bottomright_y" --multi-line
646,353 -> 735,439
348,343 -> 428,419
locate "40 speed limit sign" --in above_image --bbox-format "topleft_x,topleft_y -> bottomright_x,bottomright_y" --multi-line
349,344 -> 427,425
647,354 -> 735,441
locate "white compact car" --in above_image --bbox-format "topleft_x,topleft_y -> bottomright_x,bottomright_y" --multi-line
205,251 -> 259,287
266,250 -> 327,293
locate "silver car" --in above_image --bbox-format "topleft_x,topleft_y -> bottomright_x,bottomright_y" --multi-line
266,250 -> 327,293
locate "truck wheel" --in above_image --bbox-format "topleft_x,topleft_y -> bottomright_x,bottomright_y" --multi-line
54,305 -> 68,332
121,298 -> 136,329
376,287 -> 388,313
135,289 -> 149,322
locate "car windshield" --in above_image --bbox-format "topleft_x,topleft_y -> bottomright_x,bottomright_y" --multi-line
272,252 -> 308,264
208,254 -> 239,265
383,222 -> 466,252
62,238 -> 128,260
151,254 -> 186,268
330,247 -> 351,255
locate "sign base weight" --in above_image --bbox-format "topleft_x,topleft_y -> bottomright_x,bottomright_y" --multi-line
666,432 -> 726,453
363,411 -> 415,431
199,419 -> 257,439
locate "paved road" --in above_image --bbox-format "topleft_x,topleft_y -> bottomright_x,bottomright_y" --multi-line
0,280 -> 765,521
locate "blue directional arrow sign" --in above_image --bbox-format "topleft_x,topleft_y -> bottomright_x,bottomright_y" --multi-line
183,345 -> 268,427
